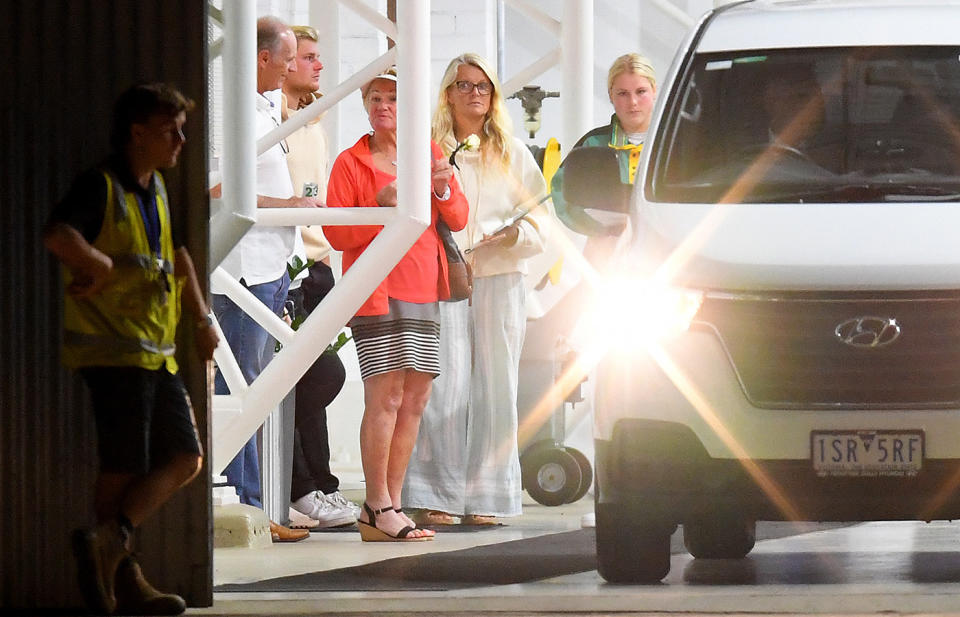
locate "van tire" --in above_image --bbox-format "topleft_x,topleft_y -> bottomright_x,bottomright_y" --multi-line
595,499 -> 673,583
683,516 -> 756,559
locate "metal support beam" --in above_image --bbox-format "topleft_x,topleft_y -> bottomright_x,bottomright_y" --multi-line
339,0 -> 399,40
509,0 -> 561,36
501,48 -> 561,96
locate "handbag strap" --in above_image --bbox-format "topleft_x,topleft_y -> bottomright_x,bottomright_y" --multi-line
436,219 -> 465,264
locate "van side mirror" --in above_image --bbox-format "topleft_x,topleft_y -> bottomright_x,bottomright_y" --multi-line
562,146 -> 632,214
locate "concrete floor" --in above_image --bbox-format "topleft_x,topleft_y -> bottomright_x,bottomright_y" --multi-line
193,489 -> 960,616
212,488 -> 592,587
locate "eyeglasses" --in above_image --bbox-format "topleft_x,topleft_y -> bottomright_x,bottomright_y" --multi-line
454,80 -> 493,95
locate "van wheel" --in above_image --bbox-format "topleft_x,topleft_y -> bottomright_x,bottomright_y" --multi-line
683,516 -> 756,559
595,499 -> 673,583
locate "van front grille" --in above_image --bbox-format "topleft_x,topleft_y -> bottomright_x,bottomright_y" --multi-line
697,293 -> 960,409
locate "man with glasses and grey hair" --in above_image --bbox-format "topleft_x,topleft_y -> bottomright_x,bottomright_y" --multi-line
210,15 -> 322,543
279,24 -> 360,530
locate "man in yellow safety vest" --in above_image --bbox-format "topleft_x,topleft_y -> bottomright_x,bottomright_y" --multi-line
44,83 -> 218,616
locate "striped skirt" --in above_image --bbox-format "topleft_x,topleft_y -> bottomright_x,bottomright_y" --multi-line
349,299 -> 441,380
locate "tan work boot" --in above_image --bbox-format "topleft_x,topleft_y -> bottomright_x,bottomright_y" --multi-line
71,520 -> 130,614
115,556 -> 187,616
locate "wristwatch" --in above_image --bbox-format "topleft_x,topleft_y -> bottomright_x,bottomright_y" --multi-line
434,185 -> 451,201
196,313 -> 214,330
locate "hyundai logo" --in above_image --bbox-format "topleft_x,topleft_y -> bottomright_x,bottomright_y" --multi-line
834,316 -> 901,349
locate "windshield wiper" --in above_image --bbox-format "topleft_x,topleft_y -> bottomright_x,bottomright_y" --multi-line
755,183 -> 960,203
751,184 -> 873,203
879,185 -> 960,202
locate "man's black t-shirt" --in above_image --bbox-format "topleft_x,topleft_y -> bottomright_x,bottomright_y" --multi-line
48,154 -> 182,249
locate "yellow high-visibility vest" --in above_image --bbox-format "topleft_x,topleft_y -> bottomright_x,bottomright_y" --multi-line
62,169 -> 182,372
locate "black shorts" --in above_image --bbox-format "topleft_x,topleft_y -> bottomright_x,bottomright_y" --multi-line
79,366 -> 202,475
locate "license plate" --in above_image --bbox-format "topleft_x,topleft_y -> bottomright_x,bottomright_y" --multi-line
810,430 -> 923,477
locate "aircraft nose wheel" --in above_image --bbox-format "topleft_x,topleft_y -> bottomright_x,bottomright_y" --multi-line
521,441 -> 593,506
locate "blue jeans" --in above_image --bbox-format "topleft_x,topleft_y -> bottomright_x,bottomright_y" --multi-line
214,272 -> 290,508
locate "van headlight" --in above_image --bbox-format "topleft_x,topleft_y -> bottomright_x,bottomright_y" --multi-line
575,277 -> 704,351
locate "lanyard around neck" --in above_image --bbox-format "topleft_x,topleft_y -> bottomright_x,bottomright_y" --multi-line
133,192 -> 161,257
607,142 -> 644,183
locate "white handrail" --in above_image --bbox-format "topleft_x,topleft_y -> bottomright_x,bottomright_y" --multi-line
210,311 -> 247,396
213,218 -> 428,472
210,268 -> 295,348
253,206 -> 398,227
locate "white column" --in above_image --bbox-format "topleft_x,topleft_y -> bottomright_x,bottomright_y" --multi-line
311,0 -> 341,156
561,0 -> 593,153
209,0 -> 256,270
396,0 -> 431,228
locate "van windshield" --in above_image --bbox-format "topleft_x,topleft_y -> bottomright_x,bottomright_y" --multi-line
651,47 -> 960,203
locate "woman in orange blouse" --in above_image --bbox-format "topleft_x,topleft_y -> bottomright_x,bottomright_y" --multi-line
324,67 -> 468,541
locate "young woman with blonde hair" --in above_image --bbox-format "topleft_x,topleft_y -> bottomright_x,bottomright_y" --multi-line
402,53 -> 551,526
552,52 -> 657,249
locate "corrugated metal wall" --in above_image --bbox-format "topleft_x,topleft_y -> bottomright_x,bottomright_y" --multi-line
1,1 -> 212,609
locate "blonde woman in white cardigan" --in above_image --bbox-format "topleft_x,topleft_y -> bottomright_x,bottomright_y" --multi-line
402,53 -> 551,526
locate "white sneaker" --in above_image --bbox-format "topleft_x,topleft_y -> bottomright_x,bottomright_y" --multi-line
325,490 -> 362,519
291,491 -> 356,528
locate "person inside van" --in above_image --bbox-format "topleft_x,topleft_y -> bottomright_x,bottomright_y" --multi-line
761,70 -> 826,159
755,65 -> 839,172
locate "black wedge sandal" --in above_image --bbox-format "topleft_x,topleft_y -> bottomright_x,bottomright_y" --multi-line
357,503 -> 432,542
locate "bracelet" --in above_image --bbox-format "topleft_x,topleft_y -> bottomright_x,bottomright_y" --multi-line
196,314 -> 214,330
434,185 -> 451,201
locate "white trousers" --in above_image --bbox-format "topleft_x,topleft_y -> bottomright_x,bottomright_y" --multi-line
402,273 -> 526,517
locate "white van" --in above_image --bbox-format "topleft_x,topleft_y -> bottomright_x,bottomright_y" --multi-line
561,0 -> 960,583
